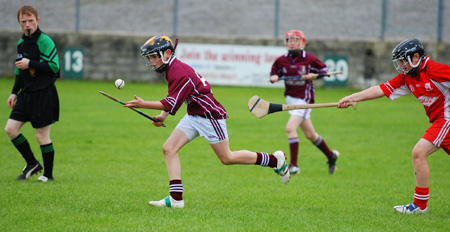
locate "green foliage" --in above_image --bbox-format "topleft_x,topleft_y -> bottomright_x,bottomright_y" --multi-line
1,78 -> 449,231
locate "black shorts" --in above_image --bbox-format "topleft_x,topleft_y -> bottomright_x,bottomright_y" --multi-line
9,85 -> 60,128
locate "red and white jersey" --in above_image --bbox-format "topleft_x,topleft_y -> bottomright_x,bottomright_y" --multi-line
160,56 -> 228,119
270,50 -> 328,103
380,57 -> 450,123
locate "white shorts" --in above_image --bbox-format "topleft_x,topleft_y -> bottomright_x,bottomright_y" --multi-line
286,95 -> 312,119
176,114 -> 228,144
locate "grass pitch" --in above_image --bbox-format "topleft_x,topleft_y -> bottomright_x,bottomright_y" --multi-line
1,78 -> 449,231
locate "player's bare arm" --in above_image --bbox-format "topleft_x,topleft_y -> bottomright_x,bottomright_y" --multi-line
124,95 -> 167,110
338,86 -> 384,108
152,111 -> 169,127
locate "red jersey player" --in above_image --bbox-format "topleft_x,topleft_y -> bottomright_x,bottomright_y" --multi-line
269,30 -> 339,175
124,35 -> 290,208
338,38 -> 450,214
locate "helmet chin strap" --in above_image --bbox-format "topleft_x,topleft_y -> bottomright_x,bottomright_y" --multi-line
407,57 -> 421,77
159,43 -> 177,65
155,38 -> 178,72
159,51 -> 169,64
155,50 -> 173,73
407,56 -> 420,68
406,55 -> 424,77
154,56 -> 167,73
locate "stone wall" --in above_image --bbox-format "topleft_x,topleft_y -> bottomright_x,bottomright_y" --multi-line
2,29 -> 450,88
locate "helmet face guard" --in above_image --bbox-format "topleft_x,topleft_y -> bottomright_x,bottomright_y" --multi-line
141,52 -> 164,72
392,38 -> 425,75
140,35 -> 174,72
393,56 -> 416,74
285,30 -> 306,50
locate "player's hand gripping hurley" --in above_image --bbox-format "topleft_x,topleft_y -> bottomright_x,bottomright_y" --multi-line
248,95 -> 357,118
99,91 -> 166,127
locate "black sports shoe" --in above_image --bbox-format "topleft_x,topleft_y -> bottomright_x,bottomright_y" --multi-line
16,162 -> 43,180
327,150 -> 339,174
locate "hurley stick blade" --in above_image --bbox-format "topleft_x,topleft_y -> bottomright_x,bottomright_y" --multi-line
248,95 -> 283,118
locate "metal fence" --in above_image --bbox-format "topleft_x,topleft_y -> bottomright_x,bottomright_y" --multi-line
1,0 -> 448,42
380,0 -> 445,41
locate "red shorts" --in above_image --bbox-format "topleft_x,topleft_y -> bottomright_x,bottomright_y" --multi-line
422,118 -> 450,155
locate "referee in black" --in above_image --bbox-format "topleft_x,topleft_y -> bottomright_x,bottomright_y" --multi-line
5,5 -> 60,182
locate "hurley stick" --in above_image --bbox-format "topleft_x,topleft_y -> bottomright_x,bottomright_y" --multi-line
99,91 -> 166,127
248,95 -> 357,118
275,71 -> 343,81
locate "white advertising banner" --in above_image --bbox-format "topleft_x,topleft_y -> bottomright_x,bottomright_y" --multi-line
175,43 -> 286,87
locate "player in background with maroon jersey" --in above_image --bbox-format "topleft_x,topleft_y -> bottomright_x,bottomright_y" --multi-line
338,38 -> 450,214
270,30 -> 339,175
124,35 -> 290,208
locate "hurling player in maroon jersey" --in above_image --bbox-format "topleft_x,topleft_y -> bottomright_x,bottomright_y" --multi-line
338,38 -> 450,214
124,35 -> 290,208
270,30 -> 339,175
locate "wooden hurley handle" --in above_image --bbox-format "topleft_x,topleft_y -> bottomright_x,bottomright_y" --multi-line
282,102 -> 357,110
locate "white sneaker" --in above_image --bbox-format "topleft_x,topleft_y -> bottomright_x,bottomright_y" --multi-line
149,196 -> 185,208
394,202 -> 427,214
37,175 -> 54,182
272,151 -> 290,184
289,164 -> 300,175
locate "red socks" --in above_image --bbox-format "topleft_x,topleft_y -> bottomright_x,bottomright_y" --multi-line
313,136 -> 334,160
169,179 -> 183,201
255,152 -> 278,168
289,136 -> 334,165
288,138 -> 299,166
414,186 -> 429,210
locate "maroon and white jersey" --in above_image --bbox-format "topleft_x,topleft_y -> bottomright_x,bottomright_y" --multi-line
380,57 -> 450,123
270,50 -> 328,103
160,56 -> 228,120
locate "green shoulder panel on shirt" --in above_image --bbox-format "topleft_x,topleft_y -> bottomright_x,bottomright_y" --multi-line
37,33 -> 60,74
17,38 -> 24,45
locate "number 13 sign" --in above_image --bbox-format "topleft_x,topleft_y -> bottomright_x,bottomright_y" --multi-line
62,47 -> 84,79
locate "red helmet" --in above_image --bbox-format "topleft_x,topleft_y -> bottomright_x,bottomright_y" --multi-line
285,30 -> 306,50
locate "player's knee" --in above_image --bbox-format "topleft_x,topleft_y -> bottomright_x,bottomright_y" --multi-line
286,126 -> 296,134
5,125 -> 18,138
411,149 -> 421,159
411,148 -> 427,163
305,133 -> 316,141
35,133 -> 50,145
216,152 -> 233,165
5,126 -> 11,135
218,156 -> 233,165
162,144 -> 178,157
162,145 -> 171,156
